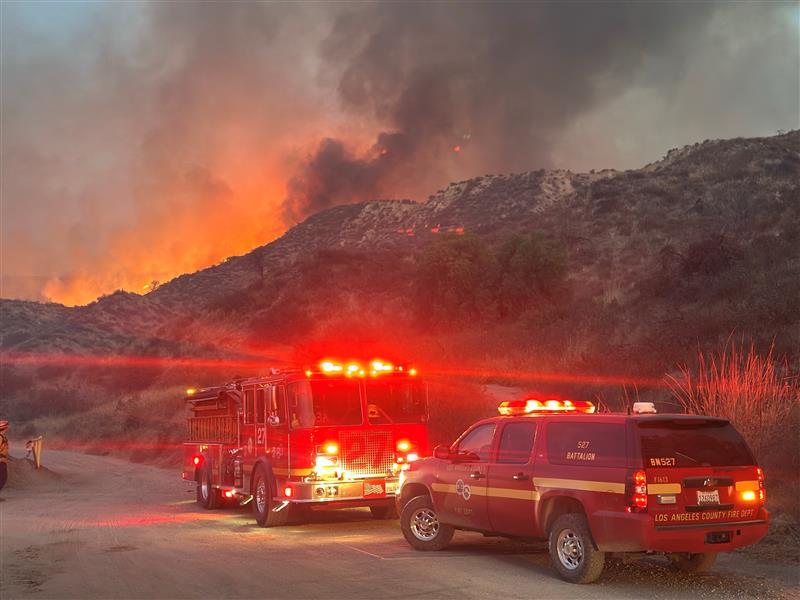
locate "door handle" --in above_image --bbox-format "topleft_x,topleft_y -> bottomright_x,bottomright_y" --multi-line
469,471 -> 485,480
512,473 -> 529,481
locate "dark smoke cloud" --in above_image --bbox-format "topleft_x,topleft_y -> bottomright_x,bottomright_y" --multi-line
1,2 -> 797,303
284,2 -> 798,221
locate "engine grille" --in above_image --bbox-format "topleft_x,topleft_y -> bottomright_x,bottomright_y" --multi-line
339,430 -> 394,478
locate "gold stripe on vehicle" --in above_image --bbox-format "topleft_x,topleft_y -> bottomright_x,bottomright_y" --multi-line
486,487 -> 541,501
533,477 -> 626,494
735,480 -> 759,492
648,483 -> 682,495
431,482 -> 489,496
273,467 -> 314,477
432,483 -> 541,501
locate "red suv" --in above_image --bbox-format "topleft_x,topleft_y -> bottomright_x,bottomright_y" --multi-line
396,399 -> 768,583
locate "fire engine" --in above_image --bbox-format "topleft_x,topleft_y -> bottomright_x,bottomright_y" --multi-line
182,359 -> 428,526
396,399 -> 768,583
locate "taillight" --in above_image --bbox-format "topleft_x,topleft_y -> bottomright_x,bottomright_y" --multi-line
757,467 -> 766,505
626,470 -> 648,512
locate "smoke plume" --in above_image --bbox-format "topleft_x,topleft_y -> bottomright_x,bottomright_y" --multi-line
1,2 -> 797,304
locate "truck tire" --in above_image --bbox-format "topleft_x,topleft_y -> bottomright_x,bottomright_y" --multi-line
196,462 -> 220,509
548,513 -> 605,584
370,504 -> 398,520
400,495 -> 454,551
252,465 -> 289,527
669,552 -> 717,573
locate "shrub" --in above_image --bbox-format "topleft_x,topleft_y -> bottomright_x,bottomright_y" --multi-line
666,340 -> 800,464
415,233 -> 497,325
496,231 -> 568,317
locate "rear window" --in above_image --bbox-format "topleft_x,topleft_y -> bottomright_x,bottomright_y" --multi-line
638,420 -> 754,468
547,422 -> 626,468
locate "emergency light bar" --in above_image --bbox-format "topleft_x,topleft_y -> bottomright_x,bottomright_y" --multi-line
307,359 -> 418,378
498,399 -> 596,416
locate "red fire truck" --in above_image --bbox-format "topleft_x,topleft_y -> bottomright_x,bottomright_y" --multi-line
182,359 -> 429,526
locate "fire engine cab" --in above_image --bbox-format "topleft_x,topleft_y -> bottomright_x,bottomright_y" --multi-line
182,359 -> 428,527
396,399 -> 769,584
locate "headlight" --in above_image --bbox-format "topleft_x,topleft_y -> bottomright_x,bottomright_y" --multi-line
315,455 -> 339,469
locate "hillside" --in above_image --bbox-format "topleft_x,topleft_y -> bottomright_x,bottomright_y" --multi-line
1,131 -> 798,450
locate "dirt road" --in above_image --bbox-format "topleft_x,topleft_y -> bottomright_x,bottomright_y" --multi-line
1,450 -> 797,599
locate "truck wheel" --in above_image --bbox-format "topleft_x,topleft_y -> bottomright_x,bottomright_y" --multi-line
196,463 -> 220,509
669,552 -> 717,573
400,495 -> 454,551
370,504 -> 398,520
548,513 -> 605,584
252,465 -> 289,528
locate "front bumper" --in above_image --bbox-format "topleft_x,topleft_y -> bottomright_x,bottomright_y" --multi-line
281,478 -> 399,504
593,509 -> 770,553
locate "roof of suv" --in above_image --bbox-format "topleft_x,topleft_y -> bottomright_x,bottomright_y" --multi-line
478,413 -> 730,426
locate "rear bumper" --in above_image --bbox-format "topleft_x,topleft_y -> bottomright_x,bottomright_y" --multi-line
594,509 -> 769,553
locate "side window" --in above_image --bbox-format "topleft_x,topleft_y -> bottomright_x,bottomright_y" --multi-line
286,381 -> 314,428
255,388 -> 266,424
546,422 -> 626,468
497,422 -> 536,464
244,389 -> 255,424
456,423 -> 496,462
274,386 -> 287,425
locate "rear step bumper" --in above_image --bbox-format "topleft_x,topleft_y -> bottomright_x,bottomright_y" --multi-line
593,510 -> 769,553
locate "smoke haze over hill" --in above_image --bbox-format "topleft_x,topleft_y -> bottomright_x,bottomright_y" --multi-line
1,2 -> 797,304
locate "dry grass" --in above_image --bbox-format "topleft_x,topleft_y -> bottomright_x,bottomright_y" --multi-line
666,340 -> 800,464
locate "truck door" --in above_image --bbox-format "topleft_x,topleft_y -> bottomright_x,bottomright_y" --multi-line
266,385 -> 290,474
433,423 -> 495,530
255,387 -> 267,453
487,421 -> 538,536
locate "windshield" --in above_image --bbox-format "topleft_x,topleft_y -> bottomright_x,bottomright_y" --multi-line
287,380 -> 362,428
365,380 -> 427,424
638,420 -> 754,468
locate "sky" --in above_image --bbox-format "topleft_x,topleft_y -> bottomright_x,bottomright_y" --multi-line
1,1 -> 798,306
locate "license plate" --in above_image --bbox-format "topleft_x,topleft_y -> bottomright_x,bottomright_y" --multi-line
697,489 -> 720,505
386,481 -> 398,495
363,480 -> 386,498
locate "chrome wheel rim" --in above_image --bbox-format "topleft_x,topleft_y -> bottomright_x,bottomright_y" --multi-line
556,529 -> 584,570
410,507 -> 440,542
200,470 -> 209,501
256,479 -> 267,514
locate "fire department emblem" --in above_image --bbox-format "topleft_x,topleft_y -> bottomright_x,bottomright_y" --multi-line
455,479 -> 471,501
246,437 -> 254,456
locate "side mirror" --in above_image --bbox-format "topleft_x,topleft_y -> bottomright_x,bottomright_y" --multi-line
433,445 -> 452,460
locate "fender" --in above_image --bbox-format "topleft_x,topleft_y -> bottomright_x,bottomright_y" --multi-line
397,475 -> 437,512
536,490 -> 598,543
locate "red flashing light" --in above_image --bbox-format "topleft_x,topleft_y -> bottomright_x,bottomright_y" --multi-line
396,439 -> 411,453
311,359 -> 416,378
192,455 -> 203,467
283,486 -> 293,498
224,490 -> 235,499
498,398 -> 595,416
